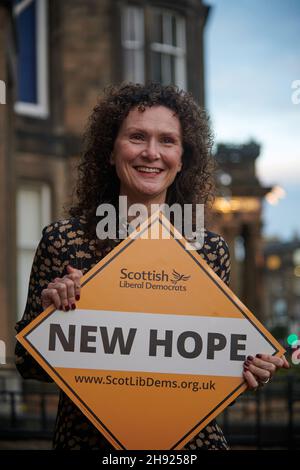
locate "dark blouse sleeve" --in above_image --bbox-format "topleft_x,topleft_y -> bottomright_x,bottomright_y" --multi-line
15,224 -> 67,382
216,235 -> 231,286
217,235 -> 236,407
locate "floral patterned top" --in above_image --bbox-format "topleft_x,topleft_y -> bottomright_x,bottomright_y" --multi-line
15,217 -> 231,450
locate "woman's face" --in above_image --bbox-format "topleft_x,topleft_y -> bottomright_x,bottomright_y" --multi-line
111,105 -> 183,204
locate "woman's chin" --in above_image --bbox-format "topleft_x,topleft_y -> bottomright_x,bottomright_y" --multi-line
132,184 -> 166,200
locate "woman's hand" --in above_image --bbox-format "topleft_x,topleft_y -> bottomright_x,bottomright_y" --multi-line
243,353 -> 290,390
41,265 -> 83,311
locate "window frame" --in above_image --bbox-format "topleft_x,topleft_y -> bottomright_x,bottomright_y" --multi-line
121,4 -> 187,89
13,0 -> 49,118
149,8 -> 187,89
121,5 -> 145,84
16,182 -> 51,320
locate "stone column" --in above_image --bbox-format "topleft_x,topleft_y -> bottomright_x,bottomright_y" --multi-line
0,2 -> 16,370
242,221 -> 265,321
214,216 -> 241,296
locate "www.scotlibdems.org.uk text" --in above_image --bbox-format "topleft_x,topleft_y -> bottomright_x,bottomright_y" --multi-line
74,374 -> 216,392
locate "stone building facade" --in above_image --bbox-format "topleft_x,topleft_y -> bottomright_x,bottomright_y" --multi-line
0,0 -> 17,369
263,238 -> 300,336
1,0 -> 272,378
1,0 -> 210,367
210,142 -> 271,321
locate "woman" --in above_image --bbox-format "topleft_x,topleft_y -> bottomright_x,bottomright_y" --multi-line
15,82 -> 289,450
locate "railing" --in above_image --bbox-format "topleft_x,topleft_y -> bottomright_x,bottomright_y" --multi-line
0,372 -> 299,448
219,373 -> 300,449
0,372 -> 59,440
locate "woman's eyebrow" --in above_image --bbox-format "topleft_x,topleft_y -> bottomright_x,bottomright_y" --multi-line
126,126 -> 146,133
126,126 -> 180,137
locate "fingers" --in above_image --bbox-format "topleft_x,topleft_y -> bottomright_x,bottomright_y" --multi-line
65,266 -> 83,300
58,277 -> 77,309
243,353 -> 291,388
41,264 -> 83,311
244,357 -> 271,383
41,288 -> 62,310
254,353 -> 290,369
48,280 -> 70,310
281,355 -> 291,369
255,354 -> 284,368
66,265 -> 83,280
243,370 -> 259,391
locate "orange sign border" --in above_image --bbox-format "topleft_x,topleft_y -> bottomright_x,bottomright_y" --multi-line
16,211 -> 285,449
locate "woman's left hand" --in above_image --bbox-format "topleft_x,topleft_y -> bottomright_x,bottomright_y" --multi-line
243,354 -> 290,390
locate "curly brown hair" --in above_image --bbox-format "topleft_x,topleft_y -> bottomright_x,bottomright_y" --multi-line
69,82 -> 215,238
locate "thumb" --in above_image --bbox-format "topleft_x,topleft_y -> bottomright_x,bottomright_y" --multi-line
66,264 -> 83,278
67,264 -> 77,272
282,356 -> 291,369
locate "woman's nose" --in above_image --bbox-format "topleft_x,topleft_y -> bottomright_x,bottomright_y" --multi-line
142,139 -> 159,160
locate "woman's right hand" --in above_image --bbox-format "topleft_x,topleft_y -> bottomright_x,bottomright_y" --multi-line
41,265 -> 83,311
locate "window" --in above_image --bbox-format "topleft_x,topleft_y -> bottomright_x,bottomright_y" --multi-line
294,277 -> 300,296
0,80 -> 6,104
150,9 -> 186,89
270,276 -> 284,295
17,183 -> 51,320
273,298 -> 287,318
13,0 -> 49,118
122,6 -> 145,83
121,6 -> 186,89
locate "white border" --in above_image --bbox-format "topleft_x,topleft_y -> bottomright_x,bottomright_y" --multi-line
17,182 -> 51,320
14,0 -> 49,118
0,79 -> 6,104
121,5 -> 145,84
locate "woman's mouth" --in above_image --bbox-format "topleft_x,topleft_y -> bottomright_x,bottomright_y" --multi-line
134,166 -> 163,175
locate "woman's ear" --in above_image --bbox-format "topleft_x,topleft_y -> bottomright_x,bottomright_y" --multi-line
109,152 -> 115,165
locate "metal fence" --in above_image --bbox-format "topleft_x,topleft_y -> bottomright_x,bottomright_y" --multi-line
0,384 -> 58,442
219,373 -> 300,449
0,371 -> 299,449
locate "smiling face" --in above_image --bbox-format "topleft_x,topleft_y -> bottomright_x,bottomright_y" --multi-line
111,105 -> 183,206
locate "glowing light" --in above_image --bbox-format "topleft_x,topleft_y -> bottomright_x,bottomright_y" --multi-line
265,186 -> 286,206
266,255 -> 281,270
293,249 -> 300,265
287,334 -> 298,346
213,197 -> 260,213
294,266 -> 300,277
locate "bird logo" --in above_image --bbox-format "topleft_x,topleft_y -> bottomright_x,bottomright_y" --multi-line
171,269 -> 191,284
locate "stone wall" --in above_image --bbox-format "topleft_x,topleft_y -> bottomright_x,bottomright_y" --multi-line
0,3 -> 16,366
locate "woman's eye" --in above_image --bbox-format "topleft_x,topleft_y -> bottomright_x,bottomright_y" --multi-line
162,136 -> 174,144
130,134 -> 144,141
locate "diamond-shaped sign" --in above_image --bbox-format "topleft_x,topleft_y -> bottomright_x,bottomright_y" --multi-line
16,211 -> 285,449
